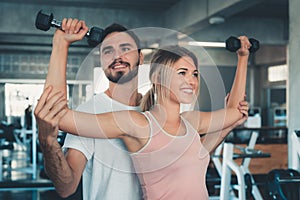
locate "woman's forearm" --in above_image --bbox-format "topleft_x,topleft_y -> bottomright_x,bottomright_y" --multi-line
227,55 -> 248,109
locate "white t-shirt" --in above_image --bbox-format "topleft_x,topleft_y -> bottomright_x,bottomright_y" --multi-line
63,93 -> 142,200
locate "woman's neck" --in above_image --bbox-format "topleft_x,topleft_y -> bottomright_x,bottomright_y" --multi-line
151,103 -> 185,136
151,100 -> 181,123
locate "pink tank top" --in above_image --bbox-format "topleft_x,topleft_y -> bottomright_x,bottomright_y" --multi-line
131,111 -> 210,200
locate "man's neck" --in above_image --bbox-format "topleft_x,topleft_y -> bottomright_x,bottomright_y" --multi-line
105,79 -> 142,106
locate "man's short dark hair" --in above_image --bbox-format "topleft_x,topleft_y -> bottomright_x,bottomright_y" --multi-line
101,23 -> 141,52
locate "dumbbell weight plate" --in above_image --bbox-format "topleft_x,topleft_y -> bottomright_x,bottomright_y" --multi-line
249,38 -> 259,53
35,10 -> 53,31
87,27 -> 104,47
225,36 -> 241,52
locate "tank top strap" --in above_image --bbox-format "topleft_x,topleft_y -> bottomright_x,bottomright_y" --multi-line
180,115 -> 197,135
142,111 -> 161,137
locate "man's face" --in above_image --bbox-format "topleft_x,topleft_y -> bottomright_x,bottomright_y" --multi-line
100,32 -> 141,84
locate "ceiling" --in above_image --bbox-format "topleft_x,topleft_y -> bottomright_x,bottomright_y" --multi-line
1,0 -> 288,17
0,0 -> 182,11
0,0 -> 289,52
233,0 -> 288,19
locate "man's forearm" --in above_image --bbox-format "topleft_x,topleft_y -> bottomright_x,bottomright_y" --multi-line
45,38 -> 69,98
40,140 -> 76,197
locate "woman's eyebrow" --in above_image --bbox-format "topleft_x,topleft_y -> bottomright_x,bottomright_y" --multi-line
176,67 -> 198,73
176,67 -> 188,71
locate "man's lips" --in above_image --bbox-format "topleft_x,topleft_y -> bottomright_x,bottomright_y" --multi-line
109,61 -> 130,70
112,63 -> 128,69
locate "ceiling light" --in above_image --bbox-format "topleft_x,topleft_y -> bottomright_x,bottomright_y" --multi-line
187,41 -> 225,48
209,16 -> 225,25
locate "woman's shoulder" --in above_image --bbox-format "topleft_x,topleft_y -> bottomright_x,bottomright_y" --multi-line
127,110 -> 150,126
181,110 -> 199,121
123,111 -> 151,141
181,111 -> 208,132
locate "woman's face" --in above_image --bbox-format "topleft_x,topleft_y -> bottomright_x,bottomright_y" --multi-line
167,56 -> 199,104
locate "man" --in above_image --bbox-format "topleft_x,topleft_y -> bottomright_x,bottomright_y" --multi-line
35,19 -> 144,200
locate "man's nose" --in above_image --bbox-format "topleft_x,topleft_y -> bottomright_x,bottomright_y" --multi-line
113,49 -> 123,59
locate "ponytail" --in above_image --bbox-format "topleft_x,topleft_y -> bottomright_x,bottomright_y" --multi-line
140,85 -> 156,111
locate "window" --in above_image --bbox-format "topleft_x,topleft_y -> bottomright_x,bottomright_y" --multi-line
5,83 -> 44,117
268,64 -> 287,82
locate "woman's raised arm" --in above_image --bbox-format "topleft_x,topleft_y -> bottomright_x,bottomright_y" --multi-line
183,36 -> 250,134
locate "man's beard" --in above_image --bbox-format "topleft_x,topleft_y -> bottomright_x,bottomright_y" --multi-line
105,59 -> 139,84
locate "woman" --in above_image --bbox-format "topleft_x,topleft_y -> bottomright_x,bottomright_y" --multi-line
35,18 -> 250,200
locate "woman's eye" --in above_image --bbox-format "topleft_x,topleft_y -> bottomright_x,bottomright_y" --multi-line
193,73 -> 199,78
178,71 -> 186,76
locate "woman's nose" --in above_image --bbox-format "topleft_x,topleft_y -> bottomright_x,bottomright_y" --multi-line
186,75 -> 196,85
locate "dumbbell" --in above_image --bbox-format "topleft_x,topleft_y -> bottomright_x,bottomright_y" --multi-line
225,36 -> 260,53
35,10 -> 104,47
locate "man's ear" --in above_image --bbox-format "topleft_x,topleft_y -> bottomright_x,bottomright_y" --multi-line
138,51 -> 144,65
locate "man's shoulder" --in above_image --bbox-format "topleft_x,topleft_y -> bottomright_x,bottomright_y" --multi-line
76,93 -> 109,112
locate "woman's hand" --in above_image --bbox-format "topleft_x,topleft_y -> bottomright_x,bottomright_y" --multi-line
34,86 -> 68,146
234,100 -> 249,127
237,36 -> 251,57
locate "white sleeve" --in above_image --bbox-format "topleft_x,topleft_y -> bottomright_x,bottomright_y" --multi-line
62,133 -> 95,160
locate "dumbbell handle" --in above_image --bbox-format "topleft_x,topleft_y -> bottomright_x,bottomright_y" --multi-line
50,18 -> 61,29
46,17 -> 94,37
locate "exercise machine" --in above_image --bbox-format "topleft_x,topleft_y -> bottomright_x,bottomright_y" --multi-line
212,131 -> 270,200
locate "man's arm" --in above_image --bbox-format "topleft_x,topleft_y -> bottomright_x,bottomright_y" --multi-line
45,18 -> 88,97
35,18 -> 88,197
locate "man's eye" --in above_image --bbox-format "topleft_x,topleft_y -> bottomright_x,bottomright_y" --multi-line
122,47 -> 131,52
103,50 -> 113,55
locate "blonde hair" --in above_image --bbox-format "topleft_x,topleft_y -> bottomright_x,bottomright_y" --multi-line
140,45 -> 199,111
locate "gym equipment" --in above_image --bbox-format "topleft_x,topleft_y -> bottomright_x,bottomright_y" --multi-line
226,36 -> 260,53
291,130 -> 300,170
266,169 -> 300,200
35,10 -> 104,47
217,131 -> 270,200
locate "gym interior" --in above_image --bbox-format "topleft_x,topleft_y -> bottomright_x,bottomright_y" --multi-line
0,0 -> 299,199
